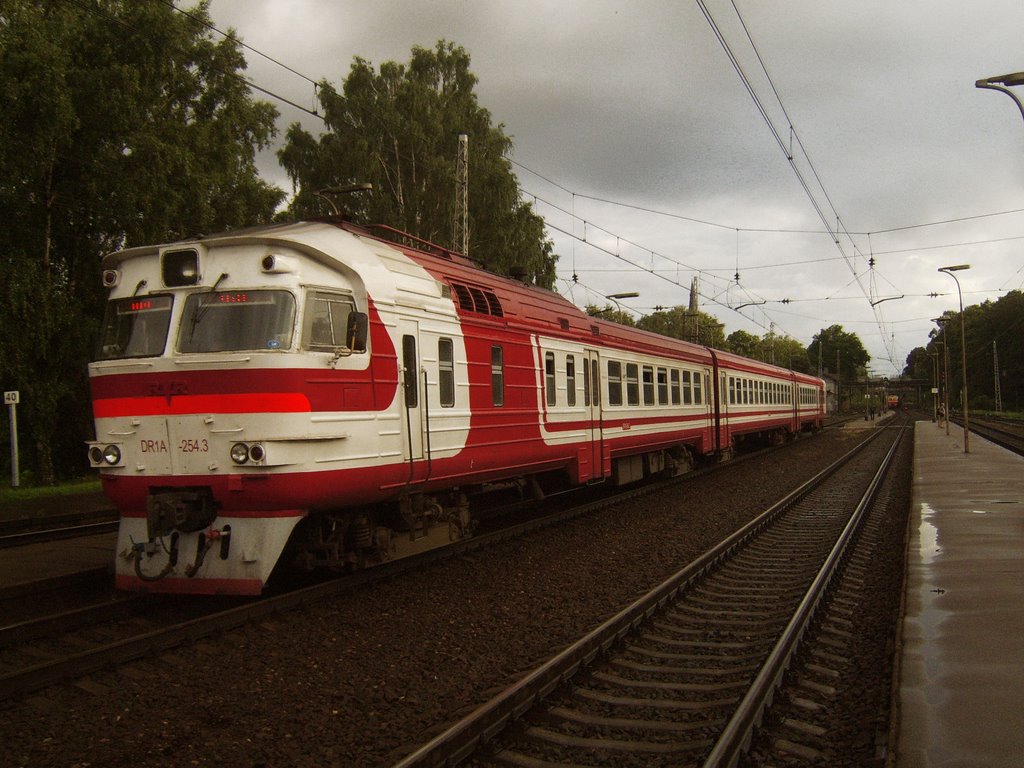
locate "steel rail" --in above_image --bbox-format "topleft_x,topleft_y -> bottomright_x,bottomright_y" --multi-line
0,520 -> 119,549
702,421 -> 906,767
0,427 -> 841,701
0,451 -> 758,699
0,594 -> 150,651
955,416 -> 1024,457
390,425 -> 891,768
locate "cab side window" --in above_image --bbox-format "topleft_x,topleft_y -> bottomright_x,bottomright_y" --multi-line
304,291 -> 365,352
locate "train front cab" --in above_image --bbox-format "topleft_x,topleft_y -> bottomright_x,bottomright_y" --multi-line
88,231 -> 384,595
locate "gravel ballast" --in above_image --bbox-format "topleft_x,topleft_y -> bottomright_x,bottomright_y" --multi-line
1,427 -> 877,768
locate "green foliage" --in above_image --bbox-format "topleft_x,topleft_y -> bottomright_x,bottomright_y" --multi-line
807,325 -> 870,382
770,335 -> 813,373
278,41 -> 556,288
725,330 -> 760,358
636,306 -> 726,349
721,329 -> 810,371
585,304 -> 636,327
903,346 -> 933,380
0,0 -> 284,482
927,290 -> 1024,411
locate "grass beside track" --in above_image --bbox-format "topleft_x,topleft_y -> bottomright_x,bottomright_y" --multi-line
0,479 -> 105,522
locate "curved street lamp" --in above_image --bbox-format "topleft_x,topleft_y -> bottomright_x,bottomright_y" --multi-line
592,291 -> 640,319
938,265 -> 970,453
975,72 -> 1024,123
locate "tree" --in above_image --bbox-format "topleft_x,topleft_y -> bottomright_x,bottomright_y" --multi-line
976,291 -> 1024,411
636,306 -> 726,349
926,290 -> 1024,412
726,330 -> 760,359
807,325 -> 870,382
0,0 -> 283,482
722,329 -> 809,371
585,304 -> 636,327
903,346 -> 933,381
278,41 -> 556,288
771,335 -> 812,373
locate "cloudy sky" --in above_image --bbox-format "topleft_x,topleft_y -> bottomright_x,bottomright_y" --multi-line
209,0 -> 1024,377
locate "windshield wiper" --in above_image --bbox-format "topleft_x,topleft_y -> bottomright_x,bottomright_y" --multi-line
187,272 -> 229,341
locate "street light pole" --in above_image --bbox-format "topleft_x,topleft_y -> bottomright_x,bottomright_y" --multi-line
939,265 -> 971,453
593,292 -> 640,319
975,72 -> 1024,123
932,320 -> 950,437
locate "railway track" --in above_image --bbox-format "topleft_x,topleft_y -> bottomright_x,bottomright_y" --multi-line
0,519 -> 119,549
957,415 -> 1024,456
392,418 -> 909,767
0,425 -> 861,704
0,504 -> 118,550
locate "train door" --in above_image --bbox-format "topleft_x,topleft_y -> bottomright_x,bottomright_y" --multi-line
719,370 -> 730,452
583,349 -> 605,481
790,378 -> 799,433
708,349 -> 726,455
399,321 -> 424,464
702,368 -> 714,443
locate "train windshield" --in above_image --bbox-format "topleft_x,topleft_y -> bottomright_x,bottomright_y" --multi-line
97,295 -> 174,360
178,290 -> 295,353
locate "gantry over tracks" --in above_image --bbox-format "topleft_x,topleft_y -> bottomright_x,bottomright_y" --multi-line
393,417 -> 910,767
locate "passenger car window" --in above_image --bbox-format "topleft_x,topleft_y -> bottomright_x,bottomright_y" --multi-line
607,361 -> 623,406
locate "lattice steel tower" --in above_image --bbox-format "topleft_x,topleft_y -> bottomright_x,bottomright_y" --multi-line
454,133 -> 469,256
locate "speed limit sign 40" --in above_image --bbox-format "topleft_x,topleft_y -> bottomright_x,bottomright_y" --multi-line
3,391 -> 18,405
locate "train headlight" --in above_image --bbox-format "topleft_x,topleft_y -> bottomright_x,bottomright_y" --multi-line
162,248 -> 200,287
102,444 -> 122,465
88,442 -> 124,467
248,444 -> 265,463
230,443 -> 250,465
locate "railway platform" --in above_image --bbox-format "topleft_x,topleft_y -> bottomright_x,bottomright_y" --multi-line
893,420 -> 1024,767
0,533 -> 114,599
0,491 -> 115,598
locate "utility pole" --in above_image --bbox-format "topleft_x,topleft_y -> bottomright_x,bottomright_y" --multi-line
4,391 -> 19,487
454,133 -> 469,256
993,340 -> 1003,413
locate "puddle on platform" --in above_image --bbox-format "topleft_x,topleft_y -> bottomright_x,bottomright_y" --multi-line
919,502 -> 940,564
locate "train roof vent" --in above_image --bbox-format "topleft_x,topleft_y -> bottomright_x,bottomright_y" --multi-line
452,283 -> 474,312
559,318 -> 570,330
484,291 -> 504,317
450,281 -> 504,317
469,287 -> 490,313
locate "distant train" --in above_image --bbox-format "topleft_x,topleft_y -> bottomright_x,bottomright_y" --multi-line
87,218 -> 825,595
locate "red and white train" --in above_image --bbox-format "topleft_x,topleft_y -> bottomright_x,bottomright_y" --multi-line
87,218 -> 825,595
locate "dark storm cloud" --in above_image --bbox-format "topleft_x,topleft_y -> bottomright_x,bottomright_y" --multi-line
211,0 -> 1024,374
